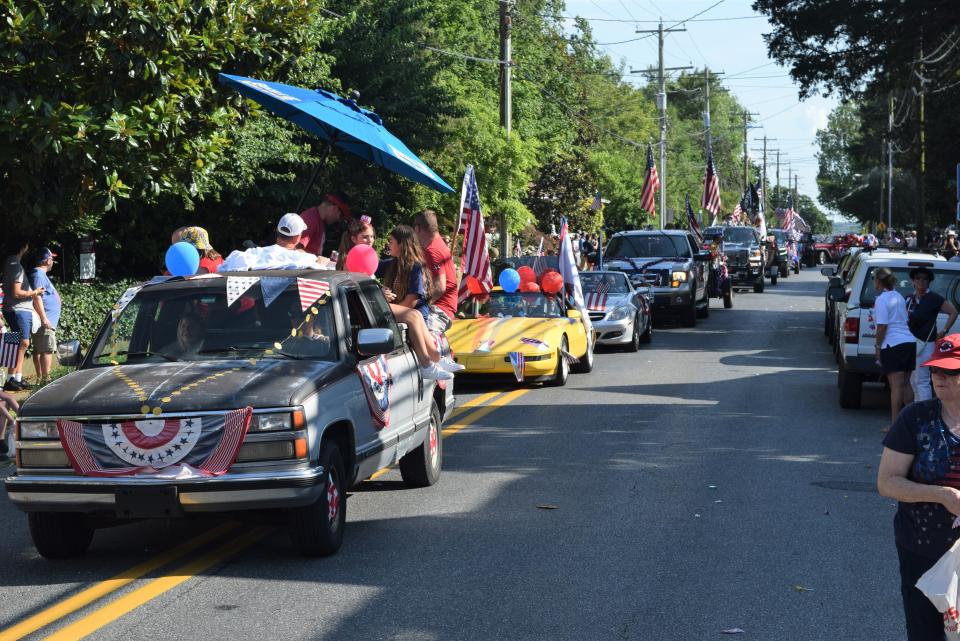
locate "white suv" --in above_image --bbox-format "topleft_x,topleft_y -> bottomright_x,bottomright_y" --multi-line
828,252 -> 959,409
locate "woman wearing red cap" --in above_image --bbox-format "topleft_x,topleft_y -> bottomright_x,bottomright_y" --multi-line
879,334 -> 960,639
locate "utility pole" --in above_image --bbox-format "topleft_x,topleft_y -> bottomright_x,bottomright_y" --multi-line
775,149 -> 781,205
634,20 -> 691,228
498,0 -> 512,257
750,136 -> 775,216
740,110 -> 758,193
919,49 -> 927,232
703,68 -> 724,157
888,93 -> 894,231
793,174 -> 799,210
787,163 -> 792,208
879,138 -> 885,228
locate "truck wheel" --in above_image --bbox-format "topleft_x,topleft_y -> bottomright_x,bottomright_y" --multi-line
793,262 -> 800,274
289,440 -> 346,557
753,274 -> 765,293
817,251 -> 828,265
770,269 -> 779,286
626,317 -> 641,352
681,297 -> 697,327
28,512 -> 94,559
572,337 -> 594,373
400,401 -> 442,487
696,294 -> 710,319
723,288 -> 733,308
838,363 -> 863,409
547,337 -> 570,386
780,263 -> 789,278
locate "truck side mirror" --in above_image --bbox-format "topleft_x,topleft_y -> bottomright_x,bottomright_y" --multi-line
357,328 -> 395,355
56,339 -> 83,367
820,266 -> 836,277
827,286 -> 849,303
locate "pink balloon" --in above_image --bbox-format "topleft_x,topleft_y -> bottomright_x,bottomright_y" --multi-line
344,244 -> 379,276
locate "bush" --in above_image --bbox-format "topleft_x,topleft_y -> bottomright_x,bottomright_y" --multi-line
57,280 -> 140,351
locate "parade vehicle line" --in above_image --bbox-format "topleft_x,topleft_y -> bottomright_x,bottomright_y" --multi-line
0,387 -> 528,641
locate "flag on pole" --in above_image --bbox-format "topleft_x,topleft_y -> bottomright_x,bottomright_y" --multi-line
590,191 -> 603,211
701,151 -> 721,215
457,165 -> 493,304
559,217 -> 584,309
751,182 -> 767,239
686,195 -> 704,246
1,329 -> 21,369
783,193 -> 796,232
639,143 -> 660,216
532,237 -> 545,275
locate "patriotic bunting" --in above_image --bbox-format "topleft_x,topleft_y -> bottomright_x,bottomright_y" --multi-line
112,286 -> 143,320
298,277 -> 331,311
226,276 -> 260,308
260,277 -> 293,308
457,165 -> 493,304
357,356 -> 392,428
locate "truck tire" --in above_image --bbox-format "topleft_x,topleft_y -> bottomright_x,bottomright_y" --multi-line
723,288 -> 733,308
817,251 -> 828,265
770,269 -> 779,286
289,440 -> 346,557
28,512 -> 94,559
780,263 -> 789,278
696,293 -> 710,319
546,337 -> 570,386
753,274 -> 765,293
793,261 -> 800,274
400,401 -> 443,487
681,297 -> 697,327
838,363 -> 863,409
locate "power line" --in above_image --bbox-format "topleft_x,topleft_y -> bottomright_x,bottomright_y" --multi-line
537,13 -> 764,23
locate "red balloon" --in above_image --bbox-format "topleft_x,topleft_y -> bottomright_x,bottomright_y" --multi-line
519,281 -> 540,292
541,271 -> 564,294
466,275 -> 484,295
344,244 -> 379,276
517,266 -> 536,284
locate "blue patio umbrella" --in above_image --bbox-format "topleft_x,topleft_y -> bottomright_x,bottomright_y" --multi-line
218,73 -> 454,209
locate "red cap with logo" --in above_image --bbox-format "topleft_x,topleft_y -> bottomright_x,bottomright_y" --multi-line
923,334 -> 960,370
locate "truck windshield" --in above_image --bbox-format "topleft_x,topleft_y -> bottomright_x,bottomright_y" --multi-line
88,284 -> 338,365
606,234 -> 688,259
705,227 -> 755,245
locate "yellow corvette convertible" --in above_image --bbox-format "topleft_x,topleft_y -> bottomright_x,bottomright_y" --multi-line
448,289 -> 594,386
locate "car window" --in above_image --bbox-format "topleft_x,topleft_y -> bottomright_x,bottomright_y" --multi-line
343,288 -> 375,350
89,285 -> 338,364
580,272 -> 630,294
705,227 -> 756,245
359,280 -> 403,350
858,266 -> 960,308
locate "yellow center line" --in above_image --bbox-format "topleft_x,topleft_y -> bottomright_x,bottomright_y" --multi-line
0,522 -> 238,641
37,526 -> 272,641
441,388 -> 530,438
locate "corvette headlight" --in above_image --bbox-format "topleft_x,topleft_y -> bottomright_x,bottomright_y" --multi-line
18,421 -> 59,440
606,304 -> 636,321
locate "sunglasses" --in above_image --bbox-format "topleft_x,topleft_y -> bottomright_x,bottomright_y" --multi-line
930,366 -> 960,377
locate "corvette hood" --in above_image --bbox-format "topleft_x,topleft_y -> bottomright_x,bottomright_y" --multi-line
448,317 -> 579,354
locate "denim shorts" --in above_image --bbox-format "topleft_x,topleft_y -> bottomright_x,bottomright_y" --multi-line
2,308 -> 31,339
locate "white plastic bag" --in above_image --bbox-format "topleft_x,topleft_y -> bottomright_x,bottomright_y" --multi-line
916,538 -> 960,639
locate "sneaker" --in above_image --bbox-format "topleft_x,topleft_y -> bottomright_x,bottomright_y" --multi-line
3,379 -> 23,392
420,362 -> 454,381
438,357 -> 465,373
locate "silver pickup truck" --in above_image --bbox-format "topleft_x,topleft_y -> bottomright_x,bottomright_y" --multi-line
5,270 -> 454,558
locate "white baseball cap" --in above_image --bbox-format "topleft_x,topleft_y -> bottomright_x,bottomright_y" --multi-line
277,212 -> 307,236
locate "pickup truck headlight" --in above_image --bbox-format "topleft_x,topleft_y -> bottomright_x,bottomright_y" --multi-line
751,250 -> 762,258
249,409 -> 305,432
18,421 -> 59,439
670,271 -> 688,288
606,304 -> 636,321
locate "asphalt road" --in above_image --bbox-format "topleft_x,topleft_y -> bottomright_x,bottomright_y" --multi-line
0,268 -> 904,641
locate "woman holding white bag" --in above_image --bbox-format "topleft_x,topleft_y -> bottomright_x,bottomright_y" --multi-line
879,335 -> 960,640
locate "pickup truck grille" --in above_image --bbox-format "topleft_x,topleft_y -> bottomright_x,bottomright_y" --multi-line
726,250 -> 750,267
629,269 -> 669,287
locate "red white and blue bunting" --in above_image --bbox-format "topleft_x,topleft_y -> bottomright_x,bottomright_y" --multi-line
357,356 -> 392,428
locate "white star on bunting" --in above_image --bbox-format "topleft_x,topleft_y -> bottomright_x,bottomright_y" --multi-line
226,276 -> 260,307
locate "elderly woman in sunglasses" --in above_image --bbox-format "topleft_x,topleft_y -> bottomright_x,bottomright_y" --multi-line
879,334 -> 960,639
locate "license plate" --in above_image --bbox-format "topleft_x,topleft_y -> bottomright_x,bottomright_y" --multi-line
115,486 -> 182,518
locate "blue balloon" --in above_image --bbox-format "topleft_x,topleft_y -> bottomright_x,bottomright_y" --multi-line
165,242 -> 200,277
498,268 -> 521,293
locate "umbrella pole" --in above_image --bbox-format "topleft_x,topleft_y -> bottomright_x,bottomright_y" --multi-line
294,142 -> 333,214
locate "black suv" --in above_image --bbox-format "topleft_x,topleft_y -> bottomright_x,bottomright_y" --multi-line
704,225 -> 774,292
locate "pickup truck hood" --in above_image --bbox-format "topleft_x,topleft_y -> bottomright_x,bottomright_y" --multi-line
20,359 -> 345,418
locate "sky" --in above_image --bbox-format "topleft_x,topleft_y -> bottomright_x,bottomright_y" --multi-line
557,0 -> 840,215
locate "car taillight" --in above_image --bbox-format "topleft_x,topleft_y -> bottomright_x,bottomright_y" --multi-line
844,317 -> 860,344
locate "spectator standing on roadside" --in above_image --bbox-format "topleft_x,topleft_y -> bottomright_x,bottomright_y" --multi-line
944,230 -> 959,260
878,335 -> 960,640
29,248 -> 61,385
874,267 -> 917,427
906,266 -> 959,402
413,209 -> 458,326
299,192 -> 351,256
2,237 -> 44,392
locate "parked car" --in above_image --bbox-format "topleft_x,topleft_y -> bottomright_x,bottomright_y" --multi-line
579,270 -> 652,351
6,270 -> 454,558
448,287 -> 594,385
703,225 -> 774,292
602,229 -> 712,326
828,253 -> 955,409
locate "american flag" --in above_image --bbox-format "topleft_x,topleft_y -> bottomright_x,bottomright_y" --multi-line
297,277 -> 330,311
590,192 -> 603,211
457,165 -> 493,304
57,408 -> 253,477
532,237 -> 545,275
508,351 -> 525,383
752,181 -> 767,238
1,329 -> 21,370
638,143 -> 660,216
701,151 -> 721,215
782,193 -> 796,232
686,194 -> 704,246
586,277 -> 610,311
731,188 -> 749,223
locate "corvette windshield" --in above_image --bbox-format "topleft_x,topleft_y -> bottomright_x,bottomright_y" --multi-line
580,272 -> 630,294
457,291 -> 564,319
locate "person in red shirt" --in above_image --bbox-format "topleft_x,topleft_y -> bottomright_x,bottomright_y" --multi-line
177,226 -> 224,274
299,192 -> 351,256
413,209 -> 458,321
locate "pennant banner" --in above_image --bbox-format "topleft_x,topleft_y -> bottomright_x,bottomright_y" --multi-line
112,286 -> 143,320
57,407 -> 253,477
298,277 -> 331,311
226,276 -> 260,307
509,351 -> 525,383
260,277 -> 294,308
357,355 -> 392,428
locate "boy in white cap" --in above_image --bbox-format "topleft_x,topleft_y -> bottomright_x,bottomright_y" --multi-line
218,213 -> 333,271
